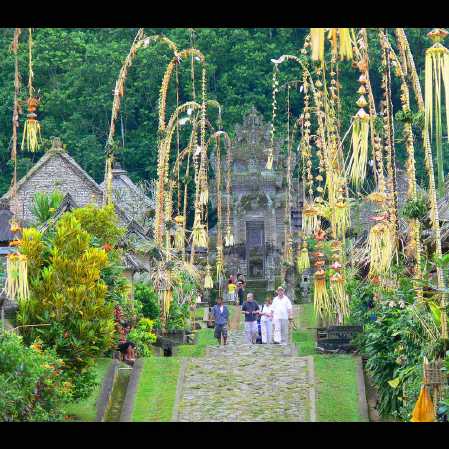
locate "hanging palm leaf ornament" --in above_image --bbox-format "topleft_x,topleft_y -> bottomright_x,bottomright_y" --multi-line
425,28 -> 449,197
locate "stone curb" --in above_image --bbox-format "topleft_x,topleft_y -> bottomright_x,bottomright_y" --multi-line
120,358 -> 144,422
306,355 -> 316,422
96,359 -> 119,422
171,357 -> 188,422
356,356 -> 369,422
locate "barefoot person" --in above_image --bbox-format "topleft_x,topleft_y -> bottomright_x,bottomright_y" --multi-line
241,292 -> 260,344
272,286 -> 293,345
212,297 -> 229,345
260,296 -> 274,344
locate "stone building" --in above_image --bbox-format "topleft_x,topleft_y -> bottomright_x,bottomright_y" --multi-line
212,108 -> 303,293
2,137 -> 152,231
1,137 -> 152,297
3,138 -> 103,225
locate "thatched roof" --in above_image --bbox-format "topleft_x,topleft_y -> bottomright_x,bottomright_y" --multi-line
2,143 -> 103,202
122,252 -> 146,273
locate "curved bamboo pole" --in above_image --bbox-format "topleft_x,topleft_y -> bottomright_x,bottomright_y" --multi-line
104,29 -> 178,205
395,28 -> 447,339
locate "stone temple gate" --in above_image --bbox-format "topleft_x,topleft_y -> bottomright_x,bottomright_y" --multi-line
210,107 -> 305,294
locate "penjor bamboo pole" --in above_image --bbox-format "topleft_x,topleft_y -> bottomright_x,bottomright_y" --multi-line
10,28 -> 21,218
380,29 -> 400,250
382,32 -> 423,301
395,28 -> 448,339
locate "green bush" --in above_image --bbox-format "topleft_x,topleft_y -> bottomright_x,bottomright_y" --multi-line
166,301 -> 189,332
135,282 -> 160,320
127,318 -> 157,358
0,331 -> 72,421
349,271 -> 444,421
17,209 -> 116,400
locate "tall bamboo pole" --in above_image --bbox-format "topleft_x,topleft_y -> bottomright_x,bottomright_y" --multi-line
395,28 -> 447,339
381,32 -> 423,301
379,29 -> 400,249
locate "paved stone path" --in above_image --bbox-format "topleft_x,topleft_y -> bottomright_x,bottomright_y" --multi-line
175,313 -> 315,422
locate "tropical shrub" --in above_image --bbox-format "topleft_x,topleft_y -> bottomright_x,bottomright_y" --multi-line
166,300 -> 190,332
127,318 -> 157,358
30,190 -> 64,225
134,282 -> 159,320
0,331 -> 72,421
17,211 -> 115,400
71,204 -> 125,246
349,269 -> 446,421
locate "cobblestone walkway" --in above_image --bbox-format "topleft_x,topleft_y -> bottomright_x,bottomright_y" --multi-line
175,324 -> 315,422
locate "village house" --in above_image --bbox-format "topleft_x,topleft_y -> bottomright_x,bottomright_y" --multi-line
0,137 -> 152,299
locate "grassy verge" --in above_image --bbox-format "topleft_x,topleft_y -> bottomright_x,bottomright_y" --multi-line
65,357 -> 112,421
176,327 -> 216,357
293,303 -> 364,422
132,306 -> 236,421
132,357 -> 181,422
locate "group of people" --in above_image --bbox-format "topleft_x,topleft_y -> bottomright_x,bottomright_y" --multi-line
226,274 -> 246,306
212,286 -> 293,346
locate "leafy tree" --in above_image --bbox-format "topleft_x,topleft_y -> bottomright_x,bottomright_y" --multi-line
0,331 -> 72,421
17,210 -> 115,400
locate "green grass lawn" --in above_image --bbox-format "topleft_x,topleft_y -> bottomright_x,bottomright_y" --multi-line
65,357 -> 112,421
131,305 -> 239,421
176,327 -> 216,357
293,303 -> 364,422
132,357 -> 181,422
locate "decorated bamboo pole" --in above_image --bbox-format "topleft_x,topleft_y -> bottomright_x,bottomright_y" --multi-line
10,28 -> 21,220
282,85 -> 294,284
380,29 -> 400,249
397,29 -> 446,329
424,29 -> 449,197
7,28 -> 29,303
104,29 -> 178,206
224,130 -> 234,247
214,133 -> 224,286
381,33 -> 423,301
354,28 -> 387,195
395,28 -> 447,339
21,28 -> 42,153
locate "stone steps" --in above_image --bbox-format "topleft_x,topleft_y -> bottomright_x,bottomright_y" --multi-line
174,327 -> 315,422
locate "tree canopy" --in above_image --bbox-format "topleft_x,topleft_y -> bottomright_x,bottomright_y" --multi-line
0,28 -> 437,195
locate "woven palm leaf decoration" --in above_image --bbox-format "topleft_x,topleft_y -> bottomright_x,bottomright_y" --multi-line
204,264 -> 213,289
350,74 -> 370,188
21,28 -> 41,152
296,240 -> 310,274
311,28 -> 353,62
6,253 -> 29,302
425,28 -> 449,197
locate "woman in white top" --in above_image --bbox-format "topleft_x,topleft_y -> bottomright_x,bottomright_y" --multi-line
260,297 -> 274,344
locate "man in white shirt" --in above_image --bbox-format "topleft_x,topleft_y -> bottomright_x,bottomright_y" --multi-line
272,286 -> 293,345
